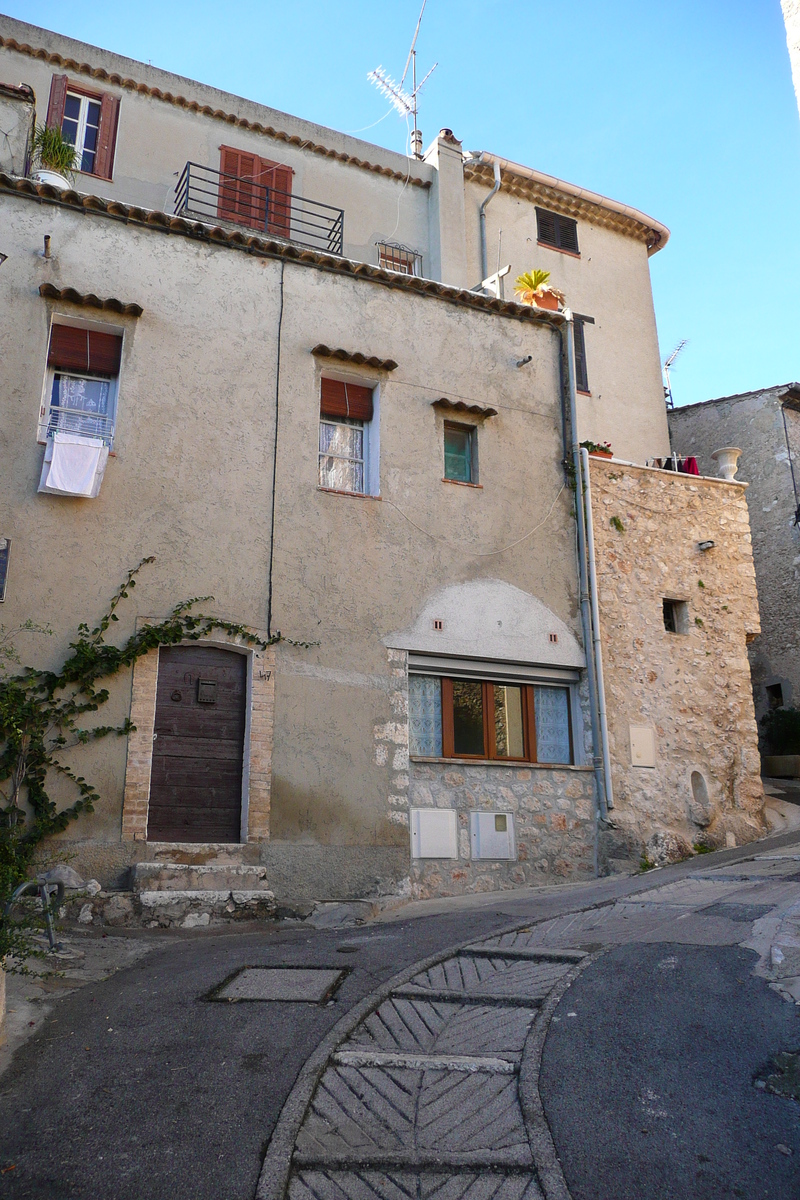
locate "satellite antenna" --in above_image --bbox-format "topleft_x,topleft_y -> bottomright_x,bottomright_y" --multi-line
663,339 -> 688,408
368,0 -> 437,159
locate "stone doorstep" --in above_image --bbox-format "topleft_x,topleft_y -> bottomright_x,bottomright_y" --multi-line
130,862 -> 272,892
137,889 -> 276,909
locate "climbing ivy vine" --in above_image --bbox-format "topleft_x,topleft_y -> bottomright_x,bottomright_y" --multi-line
0,558 -> 274,962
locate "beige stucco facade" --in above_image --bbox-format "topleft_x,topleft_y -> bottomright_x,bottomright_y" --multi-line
0,18 -> 767,902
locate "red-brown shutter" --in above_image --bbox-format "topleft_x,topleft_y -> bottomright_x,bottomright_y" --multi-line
320,378 -> 373,421
261,159 -> 293,237
93,93 -> 120,179
48,326 -> 122,375
219,146 -> 263,226
46,74 -> 68,129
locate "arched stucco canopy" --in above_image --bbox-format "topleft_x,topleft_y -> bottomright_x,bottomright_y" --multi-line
384,578 -> 585,669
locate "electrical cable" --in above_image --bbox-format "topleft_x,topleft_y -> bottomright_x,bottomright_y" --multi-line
383,483 -> 566,557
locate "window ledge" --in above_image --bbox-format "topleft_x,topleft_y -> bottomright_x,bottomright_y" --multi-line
317,486 -> 381,500
576,389 -> 592,397
442,478 -> 483,489
537,241 -> 581,259
411,756 -> 589,770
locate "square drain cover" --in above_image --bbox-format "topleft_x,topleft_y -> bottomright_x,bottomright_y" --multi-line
215,967 -> 345,1002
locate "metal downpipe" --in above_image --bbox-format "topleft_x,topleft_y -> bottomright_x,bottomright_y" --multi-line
479,159 -> 502,283
580,447 -> 614,811
562,310 -> 608,820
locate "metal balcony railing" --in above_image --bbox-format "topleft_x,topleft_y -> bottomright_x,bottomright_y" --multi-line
174,162 -> 344,256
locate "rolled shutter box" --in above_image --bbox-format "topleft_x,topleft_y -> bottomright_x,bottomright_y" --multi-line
48,326 -> 122,375
320,377 -> 374,421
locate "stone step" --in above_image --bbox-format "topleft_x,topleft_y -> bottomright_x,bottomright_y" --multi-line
131,862 -> 272,893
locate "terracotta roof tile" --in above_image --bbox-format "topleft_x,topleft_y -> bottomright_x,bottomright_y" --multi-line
38,282 -> 143,316
312,345 -> 398,371
1,173 -> 561,329
0,34 -> 429,189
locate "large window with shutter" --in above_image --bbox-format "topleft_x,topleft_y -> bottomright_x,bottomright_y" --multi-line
536,207 -> 580,255
318,377 -> 378,496
39,324 -> 123,447
47,75 -> 119,180
218,146 -> 293,237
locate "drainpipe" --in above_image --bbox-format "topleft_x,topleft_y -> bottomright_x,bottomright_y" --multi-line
479,159 -> 502,284
580,447 -> 614,811
561,310 -> 608,819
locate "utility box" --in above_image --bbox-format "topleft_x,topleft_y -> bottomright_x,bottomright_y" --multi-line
630,724 -> 656,768
410,808 -> 458,859
470,811 -> 516,860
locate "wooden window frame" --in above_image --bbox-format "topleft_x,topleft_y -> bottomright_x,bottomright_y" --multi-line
438,679 -> 572,765
47,74 -> 119,181
443,420 -> 478,485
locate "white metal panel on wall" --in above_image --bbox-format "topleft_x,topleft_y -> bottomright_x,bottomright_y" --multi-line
470,811 -> 516,859
410,808 -> 458,858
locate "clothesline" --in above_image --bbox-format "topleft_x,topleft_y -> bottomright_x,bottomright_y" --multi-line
646,453 -> 699,476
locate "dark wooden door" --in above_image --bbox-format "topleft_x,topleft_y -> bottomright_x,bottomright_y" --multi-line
147,646 -> 246,843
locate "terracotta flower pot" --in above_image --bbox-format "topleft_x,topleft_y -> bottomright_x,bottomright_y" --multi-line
533,289 -> 560,311
589,449 -> 613,459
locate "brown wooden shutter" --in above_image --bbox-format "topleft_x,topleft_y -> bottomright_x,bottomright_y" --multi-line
536,208 -> 557,247
557,215 -> 579,254
219,146 -> 263,226
261,159 -> 293,237
46,74 -> 68,129
320,378 -> 373,421
48,326 -> 122,375
573,320 -> 589,392
93,93 -> 120,179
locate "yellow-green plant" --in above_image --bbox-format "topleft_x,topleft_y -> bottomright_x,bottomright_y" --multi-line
513,269 -> 565,306
31,123 -> 79,179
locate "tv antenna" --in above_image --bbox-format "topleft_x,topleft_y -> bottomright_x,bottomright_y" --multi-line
368,0 -> 437,159
663,339 -> 688,408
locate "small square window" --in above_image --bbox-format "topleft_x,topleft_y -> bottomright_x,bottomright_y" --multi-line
376,242 -> 422,276
444,422 -> 477,484
663,599 -> 689,634
536,207 -> 579,254
766,683 -> 784,710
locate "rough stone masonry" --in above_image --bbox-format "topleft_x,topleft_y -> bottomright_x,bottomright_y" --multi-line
589,457 -> 766,866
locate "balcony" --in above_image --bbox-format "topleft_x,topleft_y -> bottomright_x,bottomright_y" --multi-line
174,162 -> 344,256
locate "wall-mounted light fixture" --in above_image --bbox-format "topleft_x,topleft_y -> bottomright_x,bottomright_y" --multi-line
698,540 -> 715,552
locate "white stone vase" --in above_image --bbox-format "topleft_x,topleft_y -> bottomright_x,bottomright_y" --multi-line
711,446 -> 742,481
32,168 -> 71,190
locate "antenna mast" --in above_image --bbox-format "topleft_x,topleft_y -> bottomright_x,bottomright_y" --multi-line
368,1 -> 437,159
663,339 -> 688,409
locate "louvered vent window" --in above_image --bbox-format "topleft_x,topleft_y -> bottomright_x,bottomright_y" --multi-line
536,207 -> 579,255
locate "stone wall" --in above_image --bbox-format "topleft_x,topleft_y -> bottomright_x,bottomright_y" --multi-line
408,761 -> 596,898
589,458 -> 766,864
669,389 -> 800,724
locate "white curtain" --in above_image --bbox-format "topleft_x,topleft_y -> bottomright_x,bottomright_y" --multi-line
534,686 -> 571,764
409,675 -> 442,757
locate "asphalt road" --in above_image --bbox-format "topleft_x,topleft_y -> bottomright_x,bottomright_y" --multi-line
539,942 -> 800,1200
3,835 -> 800,1200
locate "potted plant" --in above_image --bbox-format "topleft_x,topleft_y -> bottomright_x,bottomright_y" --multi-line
580,439 -> 613,459
513,269 -> 565,312
30,123 -> 78,189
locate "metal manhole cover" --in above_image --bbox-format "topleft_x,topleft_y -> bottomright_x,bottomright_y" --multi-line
211,967 -> 346,1003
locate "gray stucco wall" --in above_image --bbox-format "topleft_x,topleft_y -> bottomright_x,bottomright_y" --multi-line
669,388 -> 800,726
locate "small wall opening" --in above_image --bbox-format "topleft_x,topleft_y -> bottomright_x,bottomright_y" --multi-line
690,770 -> 712,827
766,683 -> 784,710
663,598 -> 689,634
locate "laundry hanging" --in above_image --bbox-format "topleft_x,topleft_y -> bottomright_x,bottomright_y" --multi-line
38,432 -> 109,497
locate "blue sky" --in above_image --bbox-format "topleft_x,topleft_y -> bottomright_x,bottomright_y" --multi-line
5,0 -> 798,406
